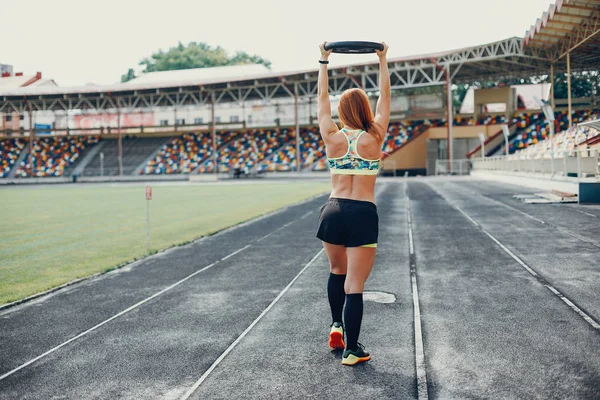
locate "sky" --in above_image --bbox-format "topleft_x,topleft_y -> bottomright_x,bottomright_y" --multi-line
0,0 -> 553,87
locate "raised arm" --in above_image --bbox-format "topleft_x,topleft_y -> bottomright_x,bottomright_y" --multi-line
317,42 -> 338,137
373,43 -> 391,141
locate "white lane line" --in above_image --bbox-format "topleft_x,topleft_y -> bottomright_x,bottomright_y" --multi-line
481,194 -> 600,249
456,184 -> 547,225
427,183 -> 600,332
446,199 -> 480,228
255,210 -> 314,243
0,244 -> 246,382
220,245 -> 251,261
480,194 -> 546,224
545,285 -> 600,329
447,183 -> 600,249
572,209 -> 598,218
180,249 -> 325,400
406,190 -> 429,400
479,230 -> 538,277
407,207 -> 415,256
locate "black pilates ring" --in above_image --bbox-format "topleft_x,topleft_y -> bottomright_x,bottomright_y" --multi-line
324,41 -> 384,54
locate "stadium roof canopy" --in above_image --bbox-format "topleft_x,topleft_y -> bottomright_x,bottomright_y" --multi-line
523,0 -> 600,64
125,64 -> 270,85
1,22 -> 598,114
579,119 -> 600,131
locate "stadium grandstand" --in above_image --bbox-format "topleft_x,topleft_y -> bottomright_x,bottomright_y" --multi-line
1,0 -> 599,182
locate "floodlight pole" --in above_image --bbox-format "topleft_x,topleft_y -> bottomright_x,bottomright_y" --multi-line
445,67 -> 453,172
432,59 -> 453,173
550,63 -> 555,110
117,104 -> 123,176
567,52 -> 572,129
294,83 -> 300,172
24,100 -> 34,177
211,91 -> 217,176
549,112 -> 556,175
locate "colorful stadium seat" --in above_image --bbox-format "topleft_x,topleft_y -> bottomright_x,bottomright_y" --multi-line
197,128 -> 289,173
142,132 -> 212,174
15,136 -> 99,178
508,109 -> 600,155
0,138 -> 26,178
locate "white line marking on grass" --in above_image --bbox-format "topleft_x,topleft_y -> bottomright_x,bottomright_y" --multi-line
406,184 -> 429,400
0,243 -> 252,382
180,249 -> 325,400
427,182 -> 600,332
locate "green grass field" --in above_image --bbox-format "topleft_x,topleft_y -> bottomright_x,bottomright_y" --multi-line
0,182 -> 330,305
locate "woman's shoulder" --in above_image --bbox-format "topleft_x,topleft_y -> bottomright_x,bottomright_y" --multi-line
366,124 -> 386,142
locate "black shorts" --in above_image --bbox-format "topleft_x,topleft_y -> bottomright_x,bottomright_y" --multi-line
316,197 -> 379,247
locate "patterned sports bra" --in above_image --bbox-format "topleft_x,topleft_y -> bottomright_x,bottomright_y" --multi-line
327,128 -> 381,175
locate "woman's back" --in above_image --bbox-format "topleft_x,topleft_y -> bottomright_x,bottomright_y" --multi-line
326,127 -> 383,202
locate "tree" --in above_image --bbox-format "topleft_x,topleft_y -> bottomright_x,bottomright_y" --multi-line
122,42 -> 272,80
552,72 -> 595,99
121,68 -> 137,83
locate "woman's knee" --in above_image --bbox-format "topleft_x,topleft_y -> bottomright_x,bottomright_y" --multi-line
344,279 -> 364,294
330,261 -> 347,275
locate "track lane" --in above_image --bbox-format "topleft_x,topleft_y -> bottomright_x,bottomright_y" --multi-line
186,181 -> 418,400
434,180 -> 600,324
409,181 -> 600,399
456,180 -> 600,247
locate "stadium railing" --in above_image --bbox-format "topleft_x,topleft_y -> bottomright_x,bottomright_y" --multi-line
471,149 -> 600,179
434,159 -> 472,175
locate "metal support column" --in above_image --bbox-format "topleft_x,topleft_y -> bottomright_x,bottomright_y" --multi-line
550,64 -> 555,109
549,118 -> 555,175
117,104 -> 123,176
446,65 -> 453,172
174,107 -> 178,133
211,91 -> 217,175
567,53 -> 572,129
242,103 -> 246,128
27,101 -> 34,177
294,83 -> 300,172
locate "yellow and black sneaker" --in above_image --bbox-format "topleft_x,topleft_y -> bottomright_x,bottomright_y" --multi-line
328,322 -> 345,350
341,343 -> 371,366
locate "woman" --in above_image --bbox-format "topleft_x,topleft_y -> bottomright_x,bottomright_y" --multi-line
316,41 -> 390,366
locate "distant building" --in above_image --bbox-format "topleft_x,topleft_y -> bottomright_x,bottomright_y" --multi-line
0,69 -> 57,135
0,64 -> 14,75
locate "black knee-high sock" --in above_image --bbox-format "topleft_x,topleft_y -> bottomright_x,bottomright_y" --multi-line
327,273 -> 346,324
344,293 -> 363,351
